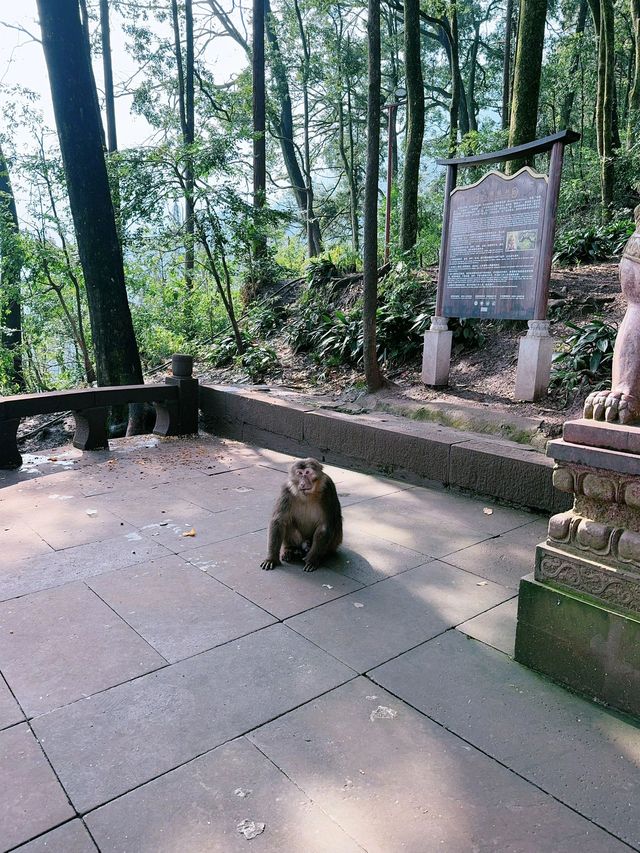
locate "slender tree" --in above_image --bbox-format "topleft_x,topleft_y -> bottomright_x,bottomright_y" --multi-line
399,0 -> 424,252
501,0 -> 515,130
100,0 -> 117,153
363,0 -> 383,392
559,0 -> 588,130
507,0 -> 549,172
35,0 -> 143,394
587,0 -> 616,218
0,146 -> 24,390
253,0 -> 267,262
630,0 -> 640,143
171,0 -> 196,294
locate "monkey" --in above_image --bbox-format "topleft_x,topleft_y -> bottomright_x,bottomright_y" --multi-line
261,458 -> 342,572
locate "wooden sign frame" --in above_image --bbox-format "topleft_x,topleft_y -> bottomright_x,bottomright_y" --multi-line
435,130 -> 580,322
423,129 -> 580,400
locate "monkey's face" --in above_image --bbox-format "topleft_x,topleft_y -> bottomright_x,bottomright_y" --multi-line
289,458 -> 323,496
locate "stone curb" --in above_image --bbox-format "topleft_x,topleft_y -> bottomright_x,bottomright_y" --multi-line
199,385 -> 570,514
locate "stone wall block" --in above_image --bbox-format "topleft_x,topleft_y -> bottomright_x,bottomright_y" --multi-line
617,530 -> 640,567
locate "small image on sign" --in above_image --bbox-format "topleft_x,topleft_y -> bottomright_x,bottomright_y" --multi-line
505,229 -> 537,252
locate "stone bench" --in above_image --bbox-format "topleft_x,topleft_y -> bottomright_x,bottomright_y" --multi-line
0,354 -> 198,470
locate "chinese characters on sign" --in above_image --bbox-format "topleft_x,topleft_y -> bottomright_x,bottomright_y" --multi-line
441,168 -> 548,320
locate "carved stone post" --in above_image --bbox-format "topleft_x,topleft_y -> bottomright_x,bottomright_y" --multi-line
0,418 -> 22,469
154,354 -> 199,437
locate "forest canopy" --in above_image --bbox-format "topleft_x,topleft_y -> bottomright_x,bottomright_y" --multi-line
0,0 -> 638,398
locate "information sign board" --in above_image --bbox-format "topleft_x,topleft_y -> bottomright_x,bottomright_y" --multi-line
440,167 -> 548,320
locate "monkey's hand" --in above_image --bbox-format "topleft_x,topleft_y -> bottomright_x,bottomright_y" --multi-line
260,558 -> 280,571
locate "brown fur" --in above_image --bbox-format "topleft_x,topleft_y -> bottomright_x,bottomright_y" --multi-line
261,458 -> 343,572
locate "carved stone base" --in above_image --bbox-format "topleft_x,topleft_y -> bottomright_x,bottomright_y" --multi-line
516,417 -> 640,716
536,543 -> 640,614
515,574 -> 640,718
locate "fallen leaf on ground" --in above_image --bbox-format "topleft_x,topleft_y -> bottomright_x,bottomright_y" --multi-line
182,527 -> 196,537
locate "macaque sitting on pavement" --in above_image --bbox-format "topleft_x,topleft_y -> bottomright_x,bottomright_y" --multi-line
260,458 -> 342,572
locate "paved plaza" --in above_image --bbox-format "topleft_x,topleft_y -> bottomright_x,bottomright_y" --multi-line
0,434 -> 639,852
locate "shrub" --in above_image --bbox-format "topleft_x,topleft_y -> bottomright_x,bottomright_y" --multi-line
553,219 -> 634,266
550,318 -> 617,400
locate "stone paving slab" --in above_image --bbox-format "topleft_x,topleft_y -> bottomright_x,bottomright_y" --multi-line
286,561 -> 513,673
0,536 -> 170,602
0,582 -> 166,717
322,529 -> 431,586
85,737 -> 362,852
0,521 -> 53,563
156,503 -> 270,554
13,821 -> 97,853
442,517 -> 548,589
22,497 -> 137,551
457,597 -> 518,655
188,532 -> 365,620
174,465 -> 290,512
90,491 -> 218,530
87,555 -> 276,663
371,629 -> 640,849
0,723 -> 74,852
0,674 -> 23,730
33,624 -> 354,813
249,677 -> 628,853
342,499 -> 491,559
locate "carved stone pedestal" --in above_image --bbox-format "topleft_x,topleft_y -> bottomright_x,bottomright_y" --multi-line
515,418 -> 640,717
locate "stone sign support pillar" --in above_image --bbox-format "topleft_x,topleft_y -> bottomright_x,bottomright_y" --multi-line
514,140 -> 566,401
514,320 -> 554,400
422,316 -> 453,386
423,163 -> 457,387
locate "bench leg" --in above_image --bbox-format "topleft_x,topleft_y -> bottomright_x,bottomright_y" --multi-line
73,407 -> 109,451
153,399 -> 180,437
0,418 -> 22,469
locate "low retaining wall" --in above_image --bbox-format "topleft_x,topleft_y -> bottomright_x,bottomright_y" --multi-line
199,385 -> 570,514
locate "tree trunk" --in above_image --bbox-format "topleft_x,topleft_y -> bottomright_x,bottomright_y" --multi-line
363,0 -> 383,392
628,0 -> 640,144
36,0 -> 143,394
171,0 -> 195,295
0,147 -> 24,390
588,0 -> 616,219
400,0 -> 424,252
501,0 -> 514,130
265,0 -> 322,256
293,0 -> 318,259
600,0 -> 615,218
100,0 -> 117,152
507,0 -> 549,172
559,0 -> 588,129
252,0 -> 267,263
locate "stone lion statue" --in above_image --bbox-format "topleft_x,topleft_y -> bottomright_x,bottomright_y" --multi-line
584,205 -> 640,425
